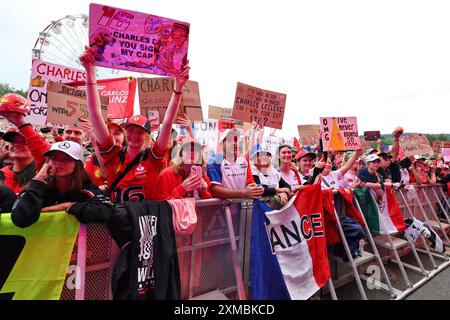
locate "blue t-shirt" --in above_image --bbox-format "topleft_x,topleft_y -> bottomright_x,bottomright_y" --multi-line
357,167 -> 380,183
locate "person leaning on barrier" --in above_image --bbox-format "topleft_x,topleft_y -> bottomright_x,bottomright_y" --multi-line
206,128 -> 264,199
154,137 -> 212,200
10,141 -> 103,228
357,154 -> 385,200
250,145 -> 291,207
79,45 -> 190,202
340,153 -> 364,188
410,155 -> 437,185
321,148 -> 363,190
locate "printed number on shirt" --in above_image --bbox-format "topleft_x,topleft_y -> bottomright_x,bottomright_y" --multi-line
114,185 -> 145,202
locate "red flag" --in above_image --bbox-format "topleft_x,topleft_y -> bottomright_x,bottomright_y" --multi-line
321,189 -> 340,245
293,136 -> 302,151
68,77 -> 137,119
338,188 -> 366,228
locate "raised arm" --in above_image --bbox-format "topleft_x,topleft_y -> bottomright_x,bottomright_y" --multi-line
79,46 -> 110,145
340,148 -> 363,176
391,127 -> 403,158
156,64 -> 190,152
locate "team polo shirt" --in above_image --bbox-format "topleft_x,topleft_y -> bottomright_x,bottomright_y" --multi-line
98,135 -> 166,202
206,154 -> 254,190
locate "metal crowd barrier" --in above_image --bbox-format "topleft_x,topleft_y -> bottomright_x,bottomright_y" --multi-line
61,198 -> 253,300
60,184 -> 450,300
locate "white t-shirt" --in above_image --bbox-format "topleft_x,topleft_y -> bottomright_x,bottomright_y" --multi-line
341,171 -> 359,189
279,169 -> 300,192
321,169 -> 344,190
251,165 -> 281,188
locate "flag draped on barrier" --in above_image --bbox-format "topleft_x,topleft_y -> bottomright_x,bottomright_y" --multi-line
0,212 -> 79,300
353,186 -> 405,235
250,184 -> 331,300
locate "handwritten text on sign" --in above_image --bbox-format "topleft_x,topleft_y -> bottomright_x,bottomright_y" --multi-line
46,81 -> 108,126
89,3 -> 189,77
320,117 -> 360,151
399,134 -> 433,157
297,125 -> 320,146
231,82 -> 286,129
26,59 -> 86,126
138,77 -> 202,123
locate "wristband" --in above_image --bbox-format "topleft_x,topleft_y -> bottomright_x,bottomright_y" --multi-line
86,82 -> 97,85
173,89 -> 183,95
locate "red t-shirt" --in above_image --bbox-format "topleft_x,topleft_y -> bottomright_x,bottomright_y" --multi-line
98,135 -> 166,202
154,166 -> 213,201
0,166 -> 22,194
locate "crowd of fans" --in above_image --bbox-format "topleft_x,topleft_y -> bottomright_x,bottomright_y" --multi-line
0,45 -> 448,229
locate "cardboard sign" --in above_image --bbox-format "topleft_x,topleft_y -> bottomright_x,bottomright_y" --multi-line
399,134 -> 433,157
26,59 -> 86,125
443,148 -> 450,163
432,140 -> 450,154
320,117 -> 361,151
67,77 -> 136,119
89,3 -> 189,77
208,105 -> 251,131
363,131 -> 381,142
297,125 -> 320,146
231,82 -> 286,129
46,81 -> 108,126
138,77 -> 202,123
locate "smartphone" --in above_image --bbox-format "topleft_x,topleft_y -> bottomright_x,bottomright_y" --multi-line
190,165 -> 202,178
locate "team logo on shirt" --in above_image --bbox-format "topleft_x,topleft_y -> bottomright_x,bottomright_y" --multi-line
135,164 -> 147,179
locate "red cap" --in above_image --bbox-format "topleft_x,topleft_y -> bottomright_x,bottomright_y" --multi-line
107,120 -> 124,132
0,93 -> 30,115
296,150 -> 317,161
121,115 -> 151,133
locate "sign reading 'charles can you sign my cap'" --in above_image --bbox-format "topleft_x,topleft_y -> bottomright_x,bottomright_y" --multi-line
231,82 -> 286,129
46,81 -> 108,126
89,3 -> 190,77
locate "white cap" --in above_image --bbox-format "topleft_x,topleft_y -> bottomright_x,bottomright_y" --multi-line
366,154 -> 381,163
44,141 -> 84,161
414,154 -> 426,160
219,128 -> 241,143
250,144 -> 272,159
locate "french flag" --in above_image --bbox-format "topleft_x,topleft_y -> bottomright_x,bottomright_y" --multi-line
250,184 -> 331,300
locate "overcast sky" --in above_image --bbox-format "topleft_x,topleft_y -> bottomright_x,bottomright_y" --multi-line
1,0 -> 449,136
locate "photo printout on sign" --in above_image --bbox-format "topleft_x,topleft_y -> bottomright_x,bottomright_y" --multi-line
89,3 -> 190,77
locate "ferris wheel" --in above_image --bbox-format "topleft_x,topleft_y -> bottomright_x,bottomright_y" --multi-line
32,14 -> 140,79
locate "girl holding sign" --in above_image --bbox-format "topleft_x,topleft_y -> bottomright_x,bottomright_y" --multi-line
79,46 -> 190,202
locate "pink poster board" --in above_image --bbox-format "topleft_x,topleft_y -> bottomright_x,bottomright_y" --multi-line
320,117 -> 361,151
89,3 -> 190,77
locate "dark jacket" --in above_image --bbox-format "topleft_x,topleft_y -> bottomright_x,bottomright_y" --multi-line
68,196 -> 180,300
11,179 -> 103,228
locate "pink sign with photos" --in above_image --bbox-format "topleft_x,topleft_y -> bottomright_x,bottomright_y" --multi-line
89,3 -> 190,77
